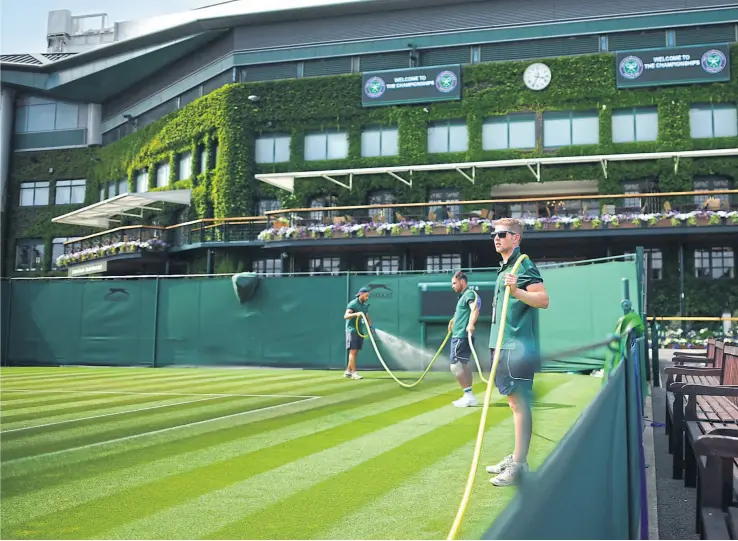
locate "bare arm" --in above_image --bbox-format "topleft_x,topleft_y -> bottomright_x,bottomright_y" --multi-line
344,309 -> 359,320
512,282 -> 549,309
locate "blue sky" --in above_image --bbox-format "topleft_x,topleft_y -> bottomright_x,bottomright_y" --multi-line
1,0 -> 351,54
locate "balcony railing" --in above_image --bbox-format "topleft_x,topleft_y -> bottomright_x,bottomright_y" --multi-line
58,218 -> 267,268
258,189 -> 738,241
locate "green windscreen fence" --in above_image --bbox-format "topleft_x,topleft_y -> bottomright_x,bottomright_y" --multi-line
5,257 -> 639,369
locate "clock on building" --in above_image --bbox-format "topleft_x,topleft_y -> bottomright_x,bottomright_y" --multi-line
523,63 -> 552,90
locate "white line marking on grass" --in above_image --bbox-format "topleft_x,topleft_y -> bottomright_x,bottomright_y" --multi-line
1,389 -> 320,399
0,396 -> 224,434
4,396 -> 320,464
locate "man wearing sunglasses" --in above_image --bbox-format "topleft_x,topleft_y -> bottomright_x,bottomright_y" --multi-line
485,218 -> 549,487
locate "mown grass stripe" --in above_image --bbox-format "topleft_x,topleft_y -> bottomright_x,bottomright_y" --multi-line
2,396 -> 307,461
0,379 -> 457,525
1,377 -> 543,540
0,377 -> 432,484
205,378 -> 570,540
1,396 -> 226,435
315,375 -> 601,540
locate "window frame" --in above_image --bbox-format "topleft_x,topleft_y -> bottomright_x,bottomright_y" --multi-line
542,110 -> 599,148
427,119 -> 469,154
367,255 -> 400,275
482,113 -> 537,150
689,103 -> 738,139
612,106 -> 658,143
19,181 -> 50,206
304,130 -> 349,161
55,179 -> 86,205
360,125 -> 399,157
426,254 -> 462,273
255,133 -> 291,164
694,247 -> 735,279
15,239 -> 45,272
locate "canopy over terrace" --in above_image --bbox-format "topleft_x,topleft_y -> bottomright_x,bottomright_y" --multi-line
51,190 -> 192,228
253,148 -> 738,193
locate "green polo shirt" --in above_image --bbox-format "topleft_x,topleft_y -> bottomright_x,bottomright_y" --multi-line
345,298 -> 369,335
489,248 -> 544,357
452,287 -> 478,338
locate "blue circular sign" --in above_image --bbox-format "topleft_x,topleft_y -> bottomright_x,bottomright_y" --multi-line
364,76 -> 386,99
435,70 -> 458,93
619,55 -> 644,80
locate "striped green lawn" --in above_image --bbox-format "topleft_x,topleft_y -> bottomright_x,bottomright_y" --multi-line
0,367 -> 600,540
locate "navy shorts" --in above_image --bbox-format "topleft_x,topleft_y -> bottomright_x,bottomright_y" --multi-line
491,348 -> 537,397
346,331 -> 364,351
450,337 -> 473,364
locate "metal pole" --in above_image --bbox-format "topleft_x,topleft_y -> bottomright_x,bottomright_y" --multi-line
152,276 -> 160,368
345,270 -> 350,371
679,243 -> 686,332
651,319 -> 661,387
622,278 -> 630,303
623,329 -> 636,540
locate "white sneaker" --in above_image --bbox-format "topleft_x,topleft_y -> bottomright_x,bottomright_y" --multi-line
485,454 -> 513,474
452,394 -> 478,407
344,372 -> 352,378
351,372 -> 363,380
490,462 -> 528,486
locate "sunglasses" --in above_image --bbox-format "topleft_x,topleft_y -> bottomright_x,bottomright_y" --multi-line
491,230 -> 515,239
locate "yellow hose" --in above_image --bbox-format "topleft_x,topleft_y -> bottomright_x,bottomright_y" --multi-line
447,253 -> 529,540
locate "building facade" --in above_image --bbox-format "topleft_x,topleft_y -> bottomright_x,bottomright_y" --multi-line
1,0 -> 736,318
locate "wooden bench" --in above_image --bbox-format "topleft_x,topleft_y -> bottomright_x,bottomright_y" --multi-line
674,338 -> 718,366
693,428 -> 738,538
665,341 -> 727,480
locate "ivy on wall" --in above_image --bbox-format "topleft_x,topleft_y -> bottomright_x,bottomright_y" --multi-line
6,44 -> 738,279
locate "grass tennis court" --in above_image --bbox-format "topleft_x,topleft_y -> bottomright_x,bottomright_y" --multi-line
1,366 -> 600,540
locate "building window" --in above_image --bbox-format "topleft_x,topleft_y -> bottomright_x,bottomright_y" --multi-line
52,237 -> 80,270
361,126 -> 399,157
621,179 -> 658,211
309,196 -> 338,222
19,181 -> 49,206
304,131 -> 349,161
645,249 -> 663,281
199,145 -> 208,174
482,113 -> 536,150
156,161 -> 170,188
15,239 -> 44,271
612,107 -> 658,143
426,254 -> 462,273
693,176 -> 731,207
117,179 -> 128,195
428,189 -> 461,219
543,111 -> 599,148
255,134 -> 291,163
55,179 -> 86,205
309,257 -> 340,275
367,255 -> 400,275
14,97 -> 81,133
136,171 -> 148,193
178,152 -> 192,180
428,120 -> 468,153
368,190 -> 395,220
253,258 -> 282,276
695,248 -> 735,279
257,198 -> 281,216
689,104 -> 738,139
99,185 -> 105,201
509,202 -> 540,218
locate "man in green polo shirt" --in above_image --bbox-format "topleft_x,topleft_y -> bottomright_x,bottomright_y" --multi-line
485,218 -> 549,487
448,270 -> 481,407
343,287 -> 374,380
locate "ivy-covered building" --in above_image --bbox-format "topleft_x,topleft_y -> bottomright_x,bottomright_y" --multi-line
0,0 -> 737,317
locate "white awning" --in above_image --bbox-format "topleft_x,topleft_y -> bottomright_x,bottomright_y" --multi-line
51,190 -> 192,228
254,148 -> 738,193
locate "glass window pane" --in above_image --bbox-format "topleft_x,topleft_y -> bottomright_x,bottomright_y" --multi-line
689,107 -> 713,138
326,132 -> 348,159
361,130 -> 381,157
179,153 -> 192,179
635,110 -> 658,141
255,137 -> 274,163
118,179 -> 128,194
35,184 -> 49,205
543,117 -> 570,147
14,106 -> 28,133
200,148 -> 207,172
428,125 -> 448,153
482,120 -> 507,150
448,124 -> 468,152
27,104 -> 56,132
157,163 -> 169,187
20,186 -> 34,206
56,185 -> 71,205
136,172 -> 148,193
509,119 -> 536,149
304,133 -> 326,161
572,115 -> 599,145
714,106 -> 738,138
55,102 -> 79,130
274,136 -> 290,162
71,184 -> 85,203
612,111 -> 635,143
380,128 -> 398,156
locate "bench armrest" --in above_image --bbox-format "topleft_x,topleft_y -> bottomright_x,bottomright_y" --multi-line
694,433 -> 738,458
680,384 -> 738,398
665,367 -> 721,376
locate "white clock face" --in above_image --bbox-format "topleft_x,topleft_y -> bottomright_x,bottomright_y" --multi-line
523,63 -> 551,90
